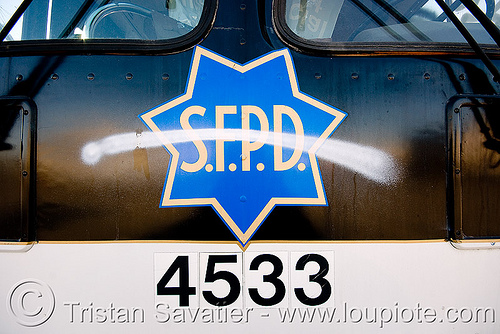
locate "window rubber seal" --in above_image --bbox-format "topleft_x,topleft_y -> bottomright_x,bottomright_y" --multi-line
0,0 -> 218,56
272,0 -> 500,57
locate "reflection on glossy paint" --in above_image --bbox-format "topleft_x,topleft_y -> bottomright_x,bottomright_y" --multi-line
81,129 -> 399,185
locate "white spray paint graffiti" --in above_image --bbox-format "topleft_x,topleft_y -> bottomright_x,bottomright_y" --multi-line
81,129 -> 400,185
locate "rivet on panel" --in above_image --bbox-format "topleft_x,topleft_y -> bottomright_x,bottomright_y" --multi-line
126,73 -> 133,80
15,74 -> 23,81
351,73 -> 359,80
22,171 -> 28,177
240,38 -> 246,45
240,3 -> 246,10
51,73 -> 59,80
162,73 -> 170,81
87,73 -> 95,81
314,73 -> 322,79
388,73 -> 395,80
459,73 -> 466,81
424,73 -> 430,80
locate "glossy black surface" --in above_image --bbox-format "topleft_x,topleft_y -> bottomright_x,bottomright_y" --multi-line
1,0 -> 499,242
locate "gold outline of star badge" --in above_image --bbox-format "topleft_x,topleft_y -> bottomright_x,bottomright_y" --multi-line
140,46 -> 347,246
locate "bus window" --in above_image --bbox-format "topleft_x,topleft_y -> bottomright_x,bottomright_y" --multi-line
0,0 -> 206,41
279,0 -> 499,45
284,0 -> 343,40
0,0 -> 23,40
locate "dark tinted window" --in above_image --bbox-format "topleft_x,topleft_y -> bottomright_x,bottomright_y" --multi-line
280,0 -> 498,44
1,0 -> 206,41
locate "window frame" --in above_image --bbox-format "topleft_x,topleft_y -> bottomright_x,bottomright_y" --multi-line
272,0 -> 500,56
0,0 -> 218,56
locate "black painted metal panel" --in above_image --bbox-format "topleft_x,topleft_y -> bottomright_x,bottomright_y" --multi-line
0,0 -> 499,242
0,97 -> 35,241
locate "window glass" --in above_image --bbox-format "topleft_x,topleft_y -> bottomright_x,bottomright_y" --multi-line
1,0 -> 205,41
283,0 -> 499,44
0,0 -> 23,40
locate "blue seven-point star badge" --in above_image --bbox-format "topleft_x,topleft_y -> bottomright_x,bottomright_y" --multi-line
140,46 -> 347,247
